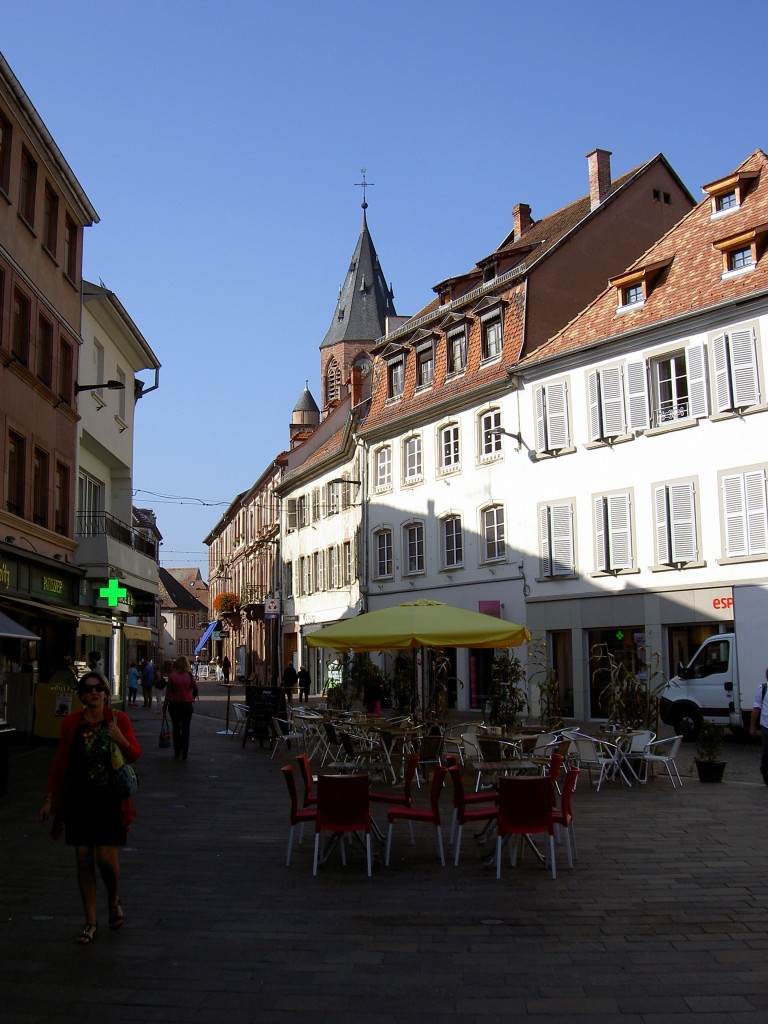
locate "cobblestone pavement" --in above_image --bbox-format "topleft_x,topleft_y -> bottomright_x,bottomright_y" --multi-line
1,681 -> 767,1023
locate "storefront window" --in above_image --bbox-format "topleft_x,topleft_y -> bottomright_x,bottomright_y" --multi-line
587,626 -> 645,719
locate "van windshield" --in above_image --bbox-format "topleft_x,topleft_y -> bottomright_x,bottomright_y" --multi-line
688,639 -> 730,678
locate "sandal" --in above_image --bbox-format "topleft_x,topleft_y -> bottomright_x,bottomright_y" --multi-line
109,901 -> 124,931
75,923 -> 97,945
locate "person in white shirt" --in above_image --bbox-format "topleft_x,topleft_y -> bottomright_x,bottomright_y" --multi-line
749,669 -> 768,786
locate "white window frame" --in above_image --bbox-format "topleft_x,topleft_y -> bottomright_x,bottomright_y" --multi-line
343,540 -> 353,585
403,521 -> 425,575
479,408 -> 502,460
314,550 -> 325,591
373,529 -> 393,579
535,380 -> 570,453
722,468 -> 768,558
441,514 -> 463,569
403,434 -> 422,484
327,545 -> 339,588
539,502 -> 575,578
375,445 -> 392,490
439,422 -> 460,473
594,491 -> 633,573
326,481 -> 339,515
482,504 -> 506,562
654,481 -> 698,566
712,327 -> 760,413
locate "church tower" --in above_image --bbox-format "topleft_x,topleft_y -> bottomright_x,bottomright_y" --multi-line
320,189 -> 397,413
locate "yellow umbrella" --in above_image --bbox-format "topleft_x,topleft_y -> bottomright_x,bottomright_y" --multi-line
305,599 -> 530,652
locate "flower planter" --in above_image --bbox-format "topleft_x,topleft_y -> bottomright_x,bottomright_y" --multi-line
695,759 -> 727,783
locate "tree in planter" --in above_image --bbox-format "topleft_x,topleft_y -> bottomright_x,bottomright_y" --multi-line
427,648 -> 463,724
695,721 -> 727,782
527,638 -> 563,731
489,652 -> 528,732
592,643 -> 666,732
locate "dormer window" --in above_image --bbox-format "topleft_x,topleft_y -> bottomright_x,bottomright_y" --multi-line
611,257 -> 672,312
472,295 -> 506,363
416,342 -> 434,389
703,169 -> 759,218
387,357 -> 404,400
713,224 -> 768,279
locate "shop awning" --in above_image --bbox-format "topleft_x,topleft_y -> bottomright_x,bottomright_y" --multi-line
123,625 -> 152,641
0,609 -> 40,640
78,617 -> 113,638
194,620 -> 219,655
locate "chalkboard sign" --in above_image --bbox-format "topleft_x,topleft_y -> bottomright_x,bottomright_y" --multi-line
242,687 -> 276,749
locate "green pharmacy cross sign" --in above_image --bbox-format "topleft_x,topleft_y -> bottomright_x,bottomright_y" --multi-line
100,578 -> 127,607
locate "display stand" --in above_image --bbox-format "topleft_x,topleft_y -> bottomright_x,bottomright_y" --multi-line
217,683 -> 234,735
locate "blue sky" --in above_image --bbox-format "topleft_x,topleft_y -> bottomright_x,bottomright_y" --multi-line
3,1 -> 766,574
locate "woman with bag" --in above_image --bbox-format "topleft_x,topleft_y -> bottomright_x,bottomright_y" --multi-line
163,655 -> 199,760
37,671 -> 141,944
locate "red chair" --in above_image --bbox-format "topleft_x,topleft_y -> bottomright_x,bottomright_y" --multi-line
495,775 -> 557,879
369,753 -> 420,808
297,754 -> 318,807
385,764 -> 447,867
551,766 -> 579,867
312,774 -> 372,877
448,764 -> 499,867
545,752 -> 565,799
445,757 -> 497,844
281,765 -> 317,867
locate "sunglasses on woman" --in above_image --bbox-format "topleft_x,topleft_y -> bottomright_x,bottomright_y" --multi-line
81,682 -> 107,694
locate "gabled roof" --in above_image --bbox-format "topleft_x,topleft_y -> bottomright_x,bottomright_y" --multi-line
158,566 -> 208,613
321,210 -> 397,348
530,148 -> 768,365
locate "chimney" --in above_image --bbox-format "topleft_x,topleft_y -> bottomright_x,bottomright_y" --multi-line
587,148 -> 612,211
512,203 -> 532,239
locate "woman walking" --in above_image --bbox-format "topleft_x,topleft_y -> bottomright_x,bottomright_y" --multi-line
38,671 -> 141,944
164,655 -> 199,760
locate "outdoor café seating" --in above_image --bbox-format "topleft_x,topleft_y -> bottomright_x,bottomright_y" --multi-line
495,775 -> 557,880
312,773 -> 372,877
281,765 -> 317,867
385,764 -> 447,867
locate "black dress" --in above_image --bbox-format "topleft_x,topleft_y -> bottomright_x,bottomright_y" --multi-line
63,719 -> 126,847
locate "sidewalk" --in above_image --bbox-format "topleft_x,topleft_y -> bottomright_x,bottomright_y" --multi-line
1,685 -> 767,1023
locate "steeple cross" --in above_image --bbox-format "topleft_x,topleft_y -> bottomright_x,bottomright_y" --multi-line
355,168 -> 374,209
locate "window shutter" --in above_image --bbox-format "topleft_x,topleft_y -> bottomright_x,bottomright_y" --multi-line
607,492 -> 632,570
587,371 -> 601,441
601,366 -> 626,438
722,473 -> 747,556
668,482 -> 697,562
654,485 -> 670,565
545,381 -> 569,450
594,496 -> 607,572
730,328 -> 759,408
551,502 -> 575,575
745,469 -> 768,555
712,333 -> 731,412
686,343 -> 709,418
286,498 -> 297,530
626,360 -> 648,430
539,505 -> 551,577
535,386 -> 547,452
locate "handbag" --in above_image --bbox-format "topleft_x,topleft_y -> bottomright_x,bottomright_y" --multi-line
159,713 -> 171,749
110,729 -> 139,798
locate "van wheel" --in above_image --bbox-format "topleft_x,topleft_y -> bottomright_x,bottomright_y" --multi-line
671,707 -> 701,741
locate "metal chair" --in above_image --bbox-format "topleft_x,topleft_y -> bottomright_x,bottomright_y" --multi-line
642,734 -> 683,787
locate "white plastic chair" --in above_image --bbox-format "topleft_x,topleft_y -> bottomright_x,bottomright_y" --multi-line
563,732 -> 628,790
642,735 -> 683,787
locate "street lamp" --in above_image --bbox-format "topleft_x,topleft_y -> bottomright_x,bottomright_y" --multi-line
75,379 -> 126,394
489,426 -> 537,461
329,477 -> 361,485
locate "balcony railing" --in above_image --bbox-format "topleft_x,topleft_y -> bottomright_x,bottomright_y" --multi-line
76,511 -> 158,559
240,584 -> 263,606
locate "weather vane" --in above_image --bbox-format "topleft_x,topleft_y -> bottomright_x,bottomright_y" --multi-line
355,167 -> 374,209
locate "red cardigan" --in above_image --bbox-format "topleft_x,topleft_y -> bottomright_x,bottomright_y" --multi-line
47,708 -> 141,839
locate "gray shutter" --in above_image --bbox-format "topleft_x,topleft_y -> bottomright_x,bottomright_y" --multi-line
686,343 -> 709,418
286,498 -> 297,530
669,482 -> 697,562
607,492 -> 632,570
745,469 -> 768,555
551,503 -> 575,575
546,381 -> 569,450
594,496 -> 607,572
587,371 -> 601,441
730,328 -> 759,408
601,366 -> 626,437
654,485 -> 670,565
626,360 -> 648,430
722,473 -> 747,556
712,333 -> 731,412
535,386 -> 547,452
539,505 -> 551,577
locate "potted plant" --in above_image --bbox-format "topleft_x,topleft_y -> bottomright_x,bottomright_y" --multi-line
489,652 -> 528,733
694,721 -> 727,782
214,592 -> 240,615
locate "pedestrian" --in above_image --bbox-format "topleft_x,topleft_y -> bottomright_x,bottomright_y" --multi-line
126,662 -> 140,706
222,655 -> 231,683
87,650 -> 103,672
297,665 -> 311,703
749,668 -> 768,786
363,678 -> 384,715
282,661 -> 297,700
163,655 -> 199,760
37,671 -> 141,944
141,658 -> 154,708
